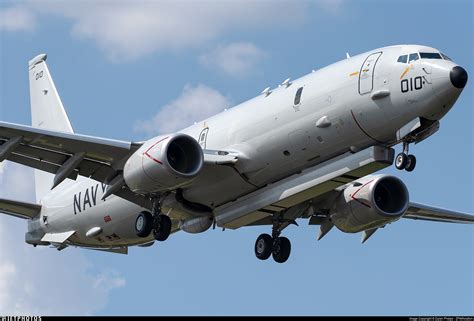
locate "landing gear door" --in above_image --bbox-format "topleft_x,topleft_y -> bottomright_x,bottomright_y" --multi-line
359,52 -> 382,95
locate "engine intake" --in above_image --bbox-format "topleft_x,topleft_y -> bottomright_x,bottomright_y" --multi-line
372,176 -> 408,215
166,135 -> 203,177
124,133 -> 204,193
331,174 -> 409,233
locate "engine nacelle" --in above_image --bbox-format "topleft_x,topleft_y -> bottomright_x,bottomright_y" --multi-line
179,217 -> 213,234
331,174 -> 409,233
124,133 -> 204,193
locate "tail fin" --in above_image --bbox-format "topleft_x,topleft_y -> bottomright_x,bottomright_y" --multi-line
28,54 -> 74,201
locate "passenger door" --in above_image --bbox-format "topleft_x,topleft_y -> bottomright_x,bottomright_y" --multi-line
359,52 -> 383,95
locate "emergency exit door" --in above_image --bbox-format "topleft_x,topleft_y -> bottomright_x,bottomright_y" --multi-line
359,52 -> 382,95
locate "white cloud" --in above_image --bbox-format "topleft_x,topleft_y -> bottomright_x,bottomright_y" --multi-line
0,161 -> 35,201
1,0 -> 346,61
0,162 -> 126,315
0,6 -> 36,32
93,270 -> 127,292
135,84 -> 231,136
4,0 -> 309,61
199,42 -> 266,77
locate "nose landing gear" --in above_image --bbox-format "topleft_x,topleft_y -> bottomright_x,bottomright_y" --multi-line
395,142 -> 417,172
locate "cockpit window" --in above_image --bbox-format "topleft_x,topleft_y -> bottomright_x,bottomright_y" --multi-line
408,53 -> 419,63
397,55 -> 408,63
419,52 -> 442,59
440,53 -> 452,61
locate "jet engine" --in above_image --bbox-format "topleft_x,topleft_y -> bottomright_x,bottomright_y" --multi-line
124,133 -> 204,193
330,174 -> 409,233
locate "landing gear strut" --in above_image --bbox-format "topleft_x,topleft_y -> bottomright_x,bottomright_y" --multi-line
395,141 -> 417,172
135,198 -> 171,241
254,220 -> 292,263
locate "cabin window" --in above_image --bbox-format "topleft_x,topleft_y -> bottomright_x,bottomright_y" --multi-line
397,55 -> 408,63
408,53 -> 419,63
419,52 -> 442,59
294,87 -> 303,105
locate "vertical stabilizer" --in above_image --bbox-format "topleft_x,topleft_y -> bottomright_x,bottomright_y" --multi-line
28,54 -> 74,201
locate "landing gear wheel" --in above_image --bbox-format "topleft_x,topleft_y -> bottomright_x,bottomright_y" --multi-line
255,234 -> 273,260
272,237 -> 291,264
135,211 -> 153,237
153,215 -> 172,241
405,154 -> 417,172
395,153 -> 408,170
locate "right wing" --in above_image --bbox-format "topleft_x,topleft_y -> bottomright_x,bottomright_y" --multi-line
0,121 -> 142,184
0,121 -> 155,208
403,202 -> 474,224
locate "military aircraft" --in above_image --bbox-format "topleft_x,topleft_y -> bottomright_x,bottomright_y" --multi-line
0,44 -> 472,263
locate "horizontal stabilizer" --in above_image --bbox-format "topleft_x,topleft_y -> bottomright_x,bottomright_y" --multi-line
0,198 -> 41,219
41,231 -> 75,244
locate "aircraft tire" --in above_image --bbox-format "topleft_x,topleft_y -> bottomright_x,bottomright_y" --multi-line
395,153 -> 408,170
405,155 -> 416,172
135,211 -> 153,237
153,215 -> 172,241
255,233 -> 273,260
272,237 -> 291,263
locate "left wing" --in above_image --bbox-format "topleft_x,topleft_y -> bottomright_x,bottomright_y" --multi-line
403,202 -> 474,224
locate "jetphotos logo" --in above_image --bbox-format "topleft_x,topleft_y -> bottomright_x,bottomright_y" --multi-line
2,317 -> 42,321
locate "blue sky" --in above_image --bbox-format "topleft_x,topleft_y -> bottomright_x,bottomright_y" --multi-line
0,0 -> 472,316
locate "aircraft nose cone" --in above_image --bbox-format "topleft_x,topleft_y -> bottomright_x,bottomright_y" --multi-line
450,66 -> 468,89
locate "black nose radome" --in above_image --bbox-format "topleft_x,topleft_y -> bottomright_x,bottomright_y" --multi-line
450,66 -> 468,89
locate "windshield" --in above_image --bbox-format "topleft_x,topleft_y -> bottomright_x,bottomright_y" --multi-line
419,52 -> 442,59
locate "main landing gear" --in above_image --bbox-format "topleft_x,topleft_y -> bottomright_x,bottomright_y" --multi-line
254,221 -> 292,263
135,199 -> 171,241
395,141 -> 417,172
